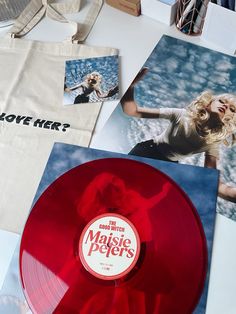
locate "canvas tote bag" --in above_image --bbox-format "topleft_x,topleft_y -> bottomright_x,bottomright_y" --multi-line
0,0 -> 118,233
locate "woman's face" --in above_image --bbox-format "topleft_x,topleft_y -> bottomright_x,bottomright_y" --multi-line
207,97 -> 236,120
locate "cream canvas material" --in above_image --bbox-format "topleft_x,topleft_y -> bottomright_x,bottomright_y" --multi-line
0,0 -> 118,233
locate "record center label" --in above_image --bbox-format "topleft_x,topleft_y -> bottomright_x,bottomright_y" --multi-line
79,213 -> 140,280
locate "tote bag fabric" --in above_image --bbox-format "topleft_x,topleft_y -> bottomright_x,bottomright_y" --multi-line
0,0 -> 118,233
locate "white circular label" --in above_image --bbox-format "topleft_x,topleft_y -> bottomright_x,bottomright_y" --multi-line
79,213 -> 140,280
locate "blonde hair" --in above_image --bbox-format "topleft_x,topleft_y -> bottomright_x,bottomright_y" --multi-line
186,90 -> 236,145
85,71 -> 102,85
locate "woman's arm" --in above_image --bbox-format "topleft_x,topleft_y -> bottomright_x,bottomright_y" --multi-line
65,82 -> 83,92
95,85 -> 119,99
204,155 -> 236,203
121,67 -> 160,119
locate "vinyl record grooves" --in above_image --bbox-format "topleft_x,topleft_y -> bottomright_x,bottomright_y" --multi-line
20,158 -> 207,314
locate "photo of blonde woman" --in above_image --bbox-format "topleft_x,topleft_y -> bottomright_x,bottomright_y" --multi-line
121,67 -> 236,203
94,35 -> 236,220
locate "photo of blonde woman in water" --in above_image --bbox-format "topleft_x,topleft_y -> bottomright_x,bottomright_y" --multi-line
93,35 -> 236,220
121,67 -> 236,204
64,55 -> 119,105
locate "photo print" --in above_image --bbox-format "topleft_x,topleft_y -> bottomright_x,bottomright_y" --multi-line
64,55 -> 119,105
93,35 -> 236,221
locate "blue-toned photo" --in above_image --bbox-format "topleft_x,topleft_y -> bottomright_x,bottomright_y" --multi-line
94,35 -> 236,221
64,55 -> 119,105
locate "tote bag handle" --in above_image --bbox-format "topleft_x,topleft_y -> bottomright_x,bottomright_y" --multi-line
8,0 -> 103,43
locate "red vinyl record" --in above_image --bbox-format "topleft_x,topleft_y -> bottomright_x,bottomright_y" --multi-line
19,158 -> 207,314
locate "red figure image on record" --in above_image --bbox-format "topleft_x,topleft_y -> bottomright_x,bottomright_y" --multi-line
20,158 -> 207,314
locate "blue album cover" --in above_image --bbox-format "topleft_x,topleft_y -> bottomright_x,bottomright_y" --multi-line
0,143 -> 218,314
93,35 -> 236,221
